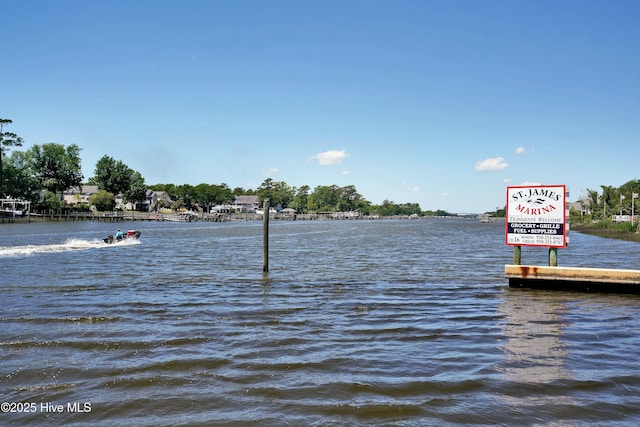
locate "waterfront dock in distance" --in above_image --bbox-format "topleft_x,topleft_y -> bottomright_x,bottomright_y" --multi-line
505,265 -> 640,294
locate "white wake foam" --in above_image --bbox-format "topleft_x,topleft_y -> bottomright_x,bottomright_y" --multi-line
0,237 -> 140,257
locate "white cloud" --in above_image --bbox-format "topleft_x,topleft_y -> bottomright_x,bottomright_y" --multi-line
340,170 -> 350,175
515,146 -> 527,154
503,178 -> 513,183
262,167 -> 278,177
475,157 -> 509,172
403,182 -> 421,192
310,149 -> 349,165
441,192 -> 450,197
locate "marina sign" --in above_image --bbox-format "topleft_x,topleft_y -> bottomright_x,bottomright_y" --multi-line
506,184 -> 567,248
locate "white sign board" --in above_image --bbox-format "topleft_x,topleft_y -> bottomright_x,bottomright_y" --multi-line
612,215 -> 632,223
506,185 -> 567,248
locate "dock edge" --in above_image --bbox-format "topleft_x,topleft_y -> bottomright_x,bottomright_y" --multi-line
504,264 -> 640,294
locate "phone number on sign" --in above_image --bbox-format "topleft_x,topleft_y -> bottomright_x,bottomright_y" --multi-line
1,402 -> 92,413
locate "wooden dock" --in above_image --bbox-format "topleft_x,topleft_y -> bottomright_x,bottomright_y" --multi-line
8,211 -> 230,222
505,264 -> 640,294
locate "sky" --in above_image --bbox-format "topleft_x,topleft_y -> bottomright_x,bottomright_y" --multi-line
2,0 -> 638,213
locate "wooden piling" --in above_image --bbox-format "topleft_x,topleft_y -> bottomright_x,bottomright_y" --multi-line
549,248 -> 558,266
513,246 -> 521,265
262,199 -> 269,273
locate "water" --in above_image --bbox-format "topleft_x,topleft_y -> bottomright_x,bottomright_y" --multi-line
1,219 -> 639,426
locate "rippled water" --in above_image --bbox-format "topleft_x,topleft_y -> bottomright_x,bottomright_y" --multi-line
1,219 -> 639,426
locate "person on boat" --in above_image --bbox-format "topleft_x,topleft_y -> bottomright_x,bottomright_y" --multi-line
115,229 -> 124,240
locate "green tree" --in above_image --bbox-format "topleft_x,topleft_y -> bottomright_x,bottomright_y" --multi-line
619,179 -> 640,216
174,184 -> 195,210
336,185 -> 367,212
396,202 -> 422,216
435,209 -> 453,217
92,155 -> 134,195
256,178 -> 274,204
3,151 -> 39,202
291,185 -> 310,213
171,198 -> 185,211
148,183 -> 177,195
308,185 -> 340,211
89,190 -> 116,211
92,155 -> 149,210
192,183 -> 234,210
601,185 -> 615,219
619,179 -> 640,195
492,205 -> 506,218
0,119 -> 24,197
27,143 -> 84,199
257,179 -> 294,209
123,171 -> 147,209
232,186 -> 249,196
586,189 -> 600,219
41,190 -> 63,212
374,199 -> 399,216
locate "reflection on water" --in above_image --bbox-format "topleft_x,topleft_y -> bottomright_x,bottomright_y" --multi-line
500,289 -> 572,384
498,289 -> 576,412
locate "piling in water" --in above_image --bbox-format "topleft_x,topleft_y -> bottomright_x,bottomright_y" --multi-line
263,199 -> 269,273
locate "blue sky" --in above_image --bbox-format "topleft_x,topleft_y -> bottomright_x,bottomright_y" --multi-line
3,0 -> 638,213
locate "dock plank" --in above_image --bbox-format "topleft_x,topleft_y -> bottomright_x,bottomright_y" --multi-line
505,264 -> 640,293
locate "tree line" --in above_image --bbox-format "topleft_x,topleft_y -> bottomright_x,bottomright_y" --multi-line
1,118 -> 450,216
577,180 -> 640,220
1,119 -> 85,210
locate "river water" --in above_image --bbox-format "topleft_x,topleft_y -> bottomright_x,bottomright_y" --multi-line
0,218 -> 639,426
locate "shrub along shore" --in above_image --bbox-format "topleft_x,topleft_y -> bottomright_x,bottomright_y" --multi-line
572,223 -> 640,243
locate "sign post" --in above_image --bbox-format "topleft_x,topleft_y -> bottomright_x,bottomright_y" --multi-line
506,185 -> 567,266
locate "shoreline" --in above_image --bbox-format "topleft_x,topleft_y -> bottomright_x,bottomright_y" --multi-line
572,224 -> 640,243
1,211 -> 471,224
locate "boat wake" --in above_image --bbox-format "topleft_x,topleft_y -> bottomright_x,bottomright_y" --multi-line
0,237 -> 140,257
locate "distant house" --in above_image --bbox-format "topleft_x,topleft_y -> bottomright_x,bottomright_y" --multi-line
280,208 -> 296,217
62,186 -> 175,211
62,185 -> 98,205
569,200 -> 589,216
62,186 -> 133,210
231,195 -> 260,213
146,190 -> 174,211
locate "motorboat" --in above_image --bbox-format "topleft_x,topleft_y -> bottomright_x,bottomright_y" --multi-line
103,229 -> 141,244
